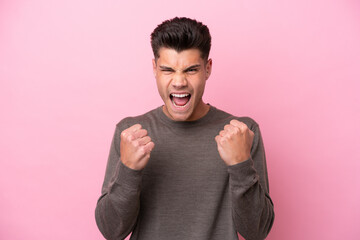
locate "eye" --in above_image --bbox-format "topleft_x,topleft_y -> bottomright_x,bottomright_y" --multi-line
160,69 -> 174,74
186,68 -> 199,74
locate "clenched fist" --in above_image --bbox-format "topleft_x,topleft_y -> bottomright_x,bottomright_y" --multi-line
215,119 -> 255,166
120,124 -> 155,170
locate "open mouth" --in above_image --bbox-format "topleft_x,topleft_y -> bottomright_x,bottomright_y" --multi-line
170,93 -> 191,108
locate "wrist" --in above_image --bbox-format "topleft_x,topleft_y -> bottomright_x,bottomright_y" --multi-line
227,154 -> 250,166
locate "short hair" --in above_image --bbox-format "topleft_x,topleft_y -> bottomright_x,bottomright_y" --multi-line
151,17 -> 211,61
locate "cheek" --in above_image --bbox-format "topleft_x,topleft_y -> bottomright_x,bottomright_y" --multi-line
156,75 -> 172,89
156,78 -> 167,99
192,79 -> 206,94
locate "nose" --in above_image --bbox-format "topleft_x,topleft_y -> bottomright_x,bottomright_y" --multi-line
171,72 -> 187,89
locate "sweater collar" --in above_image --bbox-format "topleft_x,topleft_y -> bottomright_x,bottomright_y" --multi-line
156,104 -> 217,128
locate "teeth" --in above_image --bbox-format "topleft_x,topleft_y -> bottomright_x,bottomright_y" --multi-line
171,93 -> 189,98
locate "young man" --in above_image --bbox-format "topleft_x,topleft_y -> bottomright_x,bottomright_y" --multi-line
95,17 -> 274,240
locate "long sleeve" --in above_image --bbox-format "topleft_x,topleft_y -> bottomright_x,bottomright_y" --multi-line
95,124 -> 143,240
228,124 -> 274,240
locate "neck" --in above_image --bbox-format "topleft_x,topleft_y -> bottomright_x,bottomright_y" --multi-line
190,101 -> 210,121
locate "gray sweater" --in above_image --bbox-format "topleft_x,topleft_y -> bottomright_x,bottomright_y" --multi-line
95,106 -> 274,240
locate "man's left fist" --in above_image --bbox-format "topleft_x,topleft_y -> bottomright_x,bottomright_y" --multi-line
215,119 -> 255,166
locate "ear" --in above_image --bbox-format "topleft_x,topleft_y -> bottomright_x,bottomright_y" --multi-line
205,58 -> 212,80
152,59 -> 157,77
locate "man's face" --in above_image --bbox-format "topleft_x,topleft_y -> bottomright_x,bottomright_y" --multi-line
153,48 -> 212,121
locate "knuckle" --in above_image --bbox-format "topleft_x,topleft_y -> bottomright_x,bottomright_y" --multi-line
239,125 -> 247,132
127,134 -> 134,141
132,140 -> 139,147
233,127 -> 240,134
121,130 -> 127,138
138,146 -> 147,155
230,119 -> 238,125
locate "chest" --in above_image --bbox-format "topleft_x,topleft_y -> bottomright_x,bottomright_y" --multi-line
142,125 -> 228,194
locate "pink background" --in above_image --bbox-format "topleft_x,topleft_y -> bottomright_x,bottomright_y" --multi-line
1,0 -> 360,239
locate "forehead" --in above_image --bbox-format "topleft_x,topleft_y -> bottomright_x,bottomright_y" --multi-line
156,48 -> 205,68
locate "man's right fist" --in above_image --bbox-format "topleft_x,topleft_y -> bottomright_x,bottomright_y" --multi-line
120,124 -> 155,170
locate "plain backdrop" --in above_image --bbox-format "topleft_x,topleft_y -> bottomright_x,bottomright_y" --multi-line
1,0 -> 360,239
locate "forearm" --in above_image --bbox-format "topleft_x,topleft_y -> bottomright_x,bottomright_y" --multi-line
228,159 -> 274,240
95,161 -> 142,240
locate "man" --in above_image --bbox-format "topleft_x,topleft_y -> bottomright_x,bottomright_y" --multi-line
95,17 -> 274,240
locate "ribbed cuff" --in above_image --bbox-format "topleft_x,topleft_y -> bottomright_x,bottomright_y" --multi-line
114,161 -> 143,189
227,157 -> 259,189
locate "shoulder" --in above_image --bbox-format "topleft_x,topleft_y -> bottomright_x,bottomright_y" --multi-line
211,106 -> 259,131
115,107 -> 160,132
234,116 -> 259,131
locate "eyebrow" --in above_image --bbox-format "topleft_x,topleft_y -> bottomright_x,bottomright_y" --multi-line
159,66 -> 174,71
184,64 -> 201,71
159,64 -> 201,72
